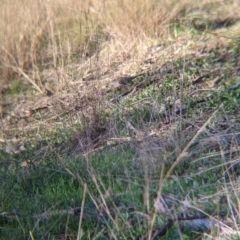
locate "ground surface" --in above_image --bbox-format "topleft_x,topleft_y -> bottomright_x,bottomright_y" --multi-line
1,2 -> 240,239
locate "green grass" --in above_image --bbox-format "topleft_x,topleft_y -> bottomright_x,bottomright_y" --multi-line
0,132 -> 239,239
1,148 -> 147,239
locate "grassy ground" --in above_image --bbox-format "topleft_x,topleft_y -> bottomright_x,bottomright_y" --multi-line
1,0 -> 240,239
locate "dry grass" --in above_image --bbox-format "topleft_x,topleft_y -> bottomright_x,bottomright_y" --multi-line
1,0 -> 239,86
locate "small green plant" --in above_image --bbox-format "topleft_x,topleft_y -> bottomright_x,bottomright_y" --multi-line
220,81 -> 240,107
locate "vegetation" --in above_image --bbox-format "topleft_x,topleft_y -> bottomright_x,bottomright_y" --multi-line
1,0 -> 240,239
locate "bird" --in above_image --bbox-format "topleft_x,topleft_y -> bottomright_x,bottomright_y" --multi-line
111,74 -> 144,88
4,144 -> 25,155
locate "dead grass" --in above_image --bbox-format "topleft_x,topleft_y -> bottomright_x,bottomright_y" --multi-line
1,0 -> 239,86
